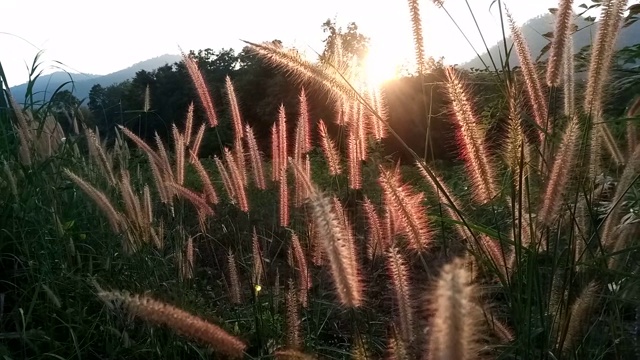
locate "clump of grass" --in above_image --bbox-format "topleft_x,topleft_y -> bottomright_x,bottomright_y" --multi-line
3,0 -> 640,358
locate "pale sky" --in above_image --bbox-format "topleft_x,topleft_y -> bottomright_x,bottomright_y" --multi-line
2,0 -> 586,87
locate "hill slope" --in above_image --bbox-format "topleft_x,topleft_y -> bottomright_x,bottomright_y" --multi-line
461,13 -> 640,70
9,54 -> 182,103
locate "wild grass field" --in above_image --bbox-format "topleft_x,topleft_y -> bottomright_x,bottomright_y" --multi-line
2,0 -> 640,359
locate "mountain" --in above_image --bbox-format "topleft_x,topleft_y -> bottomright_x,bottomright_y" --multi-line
9,54 -> 182,102
460,13 -> 640,70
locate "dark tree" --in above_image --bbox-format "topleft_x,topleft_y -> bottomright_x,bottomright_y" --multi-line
48,90 -> 83,134
87,81 -> 136,141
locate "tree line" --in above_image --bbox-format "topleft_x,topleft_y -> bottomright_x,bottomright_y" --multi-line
47,19 -> 640,163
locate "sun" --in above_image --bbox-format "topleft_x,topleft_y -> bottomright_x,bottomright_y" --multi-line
360,42 -> 404,88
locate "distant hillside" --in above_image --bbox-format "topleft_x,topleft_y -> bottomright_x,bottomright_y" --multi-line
461,13 -> 640,70
9,54 -> 182,103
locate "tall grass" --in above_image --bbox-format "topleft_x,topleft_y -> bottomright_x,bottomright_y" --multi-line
2,0 -> 640,359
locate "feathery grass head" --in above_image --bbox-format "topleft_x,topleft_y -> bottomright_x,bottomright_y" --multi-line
245,125 -> 267,190
546,0 -> 575,87
506,8 -> 549,143
378,164 -> 430,251
285,279 -> 302,348
290,232 -> 310,308
504,89 -> 533,209
407,0 -> 427,74
444,67 -> 499,204
12,111 -> 65,166
98,290 -> 246,358
318,120 -> 342,175
426,258 -> 481,360
64,168 -> 123,234
583,0 -> 627,117
243,40 -> 359,102
291,161 -> 362,307
558,281 -> 601,353
538,116 -> 581,225
182,52 -> 218,127
386,246 -> 414,345
563,33 -> 576,117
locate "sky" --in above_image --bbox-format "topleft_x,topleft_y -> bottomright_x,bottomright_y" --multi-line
1,0 -> 587,87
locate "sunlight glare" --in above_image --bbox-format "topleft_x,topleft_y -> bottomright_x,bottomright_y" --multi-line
361,42 -> 403,88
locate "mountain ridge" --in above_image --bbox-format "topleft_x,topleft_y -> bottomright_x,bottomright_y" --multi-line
9,54 -> 182,102
460,12 -> 640,69
9,13 -> 640,102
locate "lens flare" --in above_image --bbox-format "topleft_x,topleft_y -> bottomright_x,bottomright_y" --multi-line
361,43 -> 402,88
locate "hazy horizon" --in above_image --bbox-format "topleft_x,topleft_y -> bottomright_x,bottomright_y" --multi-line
3,0 -> 588,88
